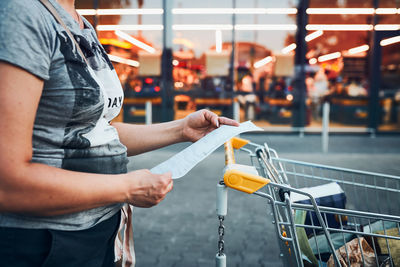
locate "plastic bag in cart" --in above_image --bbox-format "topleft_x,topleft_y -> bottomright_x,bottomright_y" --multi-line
364,220 -> 400,266
327,237 -> 376,267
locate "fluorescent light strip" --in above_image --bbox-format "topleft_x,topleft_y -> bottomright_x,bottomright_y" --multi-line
97,24 -> 400,32
172,8 -> 297,14
266,8 -> 297,14
97,25 -> 163,31
77,8 -> 163,15
348,44 -> 369,54
306,24 -> 373,31
115,30 -> 156,53
99,24 -> 297,31
375,8 -> 398,14
234,8 -> 266,14
282,43 -> 296,54
173,8 -> 234,14
79,8 -> 399,16
254,56 -> 272,69
108,54 -> 139,67
215,30 -> 222,53
380,36 -> 400,46
375,24 -> 400,31
235,24 -> 297,31
98,8 -> 163,15
307,8 -> 375,14
77,9 -> 97,15
305,30 -> 323,42
309,58 -> 317,65
318,52 -> 341,62
174,24 -> 297,31
173,24 -> 233,31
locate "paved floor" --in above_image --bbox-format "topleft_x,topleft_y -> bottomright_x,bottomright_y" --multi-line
127,134 -> 400,267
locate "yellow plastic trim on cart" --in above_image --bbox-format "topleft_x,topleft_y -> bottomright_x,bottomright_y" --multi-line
224,169 -> 270,194
224,137 -> 250,165
225,141 -> 236,165
230,137 -> 250,149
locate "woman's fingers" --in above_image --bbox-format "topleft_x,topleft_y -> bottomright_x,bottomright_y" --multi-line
202,109 -> 219,127
218,116 -> 240,127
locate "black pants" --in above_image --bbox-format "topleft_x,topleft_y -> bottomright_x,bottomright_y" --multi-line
0,211 -> 120,267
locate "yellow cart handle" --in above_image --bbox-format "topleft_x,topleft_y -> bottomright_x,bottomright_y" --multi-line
223,137 -> 270,194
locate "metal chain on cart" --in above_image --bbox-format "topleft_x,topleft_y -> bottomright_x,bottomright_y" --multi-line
217,215 -> 225,256
216,180 -> 227,266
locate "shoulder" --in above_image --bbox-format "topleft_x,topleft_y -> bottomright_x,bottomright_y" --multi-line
0,0 -> 48,19
0,0 -> 56,80
0,0 -> 54,36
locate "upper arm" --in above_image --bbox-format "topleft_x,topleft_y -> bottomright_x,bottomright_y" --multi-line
0,1 -> 52,169
0,62 -> 43,169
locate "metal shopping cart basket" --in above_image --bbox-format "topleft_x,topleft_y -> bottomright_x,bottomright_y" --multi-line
215,137 -> 400,267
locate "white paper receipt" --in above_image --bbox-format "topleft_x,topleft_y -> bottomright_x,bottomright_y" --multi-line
150,121 -> 263,179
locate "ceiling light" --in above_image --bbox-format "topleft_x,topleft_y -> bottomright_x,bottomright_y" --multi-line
115,30 -> 156,53
380,36 -> 400,46
173,24 -> 233,31
375,8 -> 398,14
306,24 -> 373,31
77,8 -> 163,15
309,58 -> 317,64
107,54 -> 139,67
348,44 -> 369,55
215,30 -> 222,53
375,24 -> 400,31
318,52 -> 341,62
305,30 -> 323,42
282,43 -> 297,54
254,56 -> 272,69
97,25 -> 163,31
77,9 -> 97,15
306,8 -> 374,15
235,24 -> 297,31
172,8 -> 297,15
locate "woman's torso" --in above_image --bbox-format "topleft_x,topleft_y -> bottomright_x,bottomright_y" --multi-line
0,0 -> 128,230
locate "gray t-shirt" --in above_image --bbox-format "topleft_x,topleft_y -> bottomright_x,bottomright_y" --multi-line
0,0 -> 128,230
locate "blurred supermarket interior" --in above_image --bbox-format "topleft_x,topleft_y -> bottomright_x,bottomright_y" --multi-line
77,0 -> 400,133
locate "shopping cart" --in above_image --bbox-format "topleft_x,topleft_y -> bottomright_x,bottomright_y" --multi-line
215,137 -> 400,267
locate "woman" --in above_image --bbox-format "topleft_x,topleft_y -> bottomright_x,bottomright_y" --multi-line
0,0 -> 238,266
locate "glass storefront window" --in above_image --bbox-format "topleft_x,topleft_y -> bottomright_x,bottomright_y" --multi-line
76,0 -> 400,132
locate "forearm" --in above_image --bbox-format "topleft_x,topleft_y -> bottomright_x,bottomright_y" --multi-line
0,162 -> 128,216
0,62 -> 169,217
112,120 -> 186,156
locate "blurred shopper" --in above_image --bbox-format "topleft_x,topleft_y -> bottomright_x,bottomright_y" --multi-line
0,1 -> 238,267
238,73 -> 257,120
268,77 -> 287,99
310,69 -> 329,121
257,72 -> 271,104
347,78 -> 368,97
306,73 -> 316,98
241,73 -> 254,93
323,80 -> 349,103
269,82 -> 287,99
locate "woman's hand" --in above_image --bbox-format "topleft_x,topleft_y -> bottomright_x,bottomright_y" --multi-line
124,170 -> 173,208
181,109 -> 240,142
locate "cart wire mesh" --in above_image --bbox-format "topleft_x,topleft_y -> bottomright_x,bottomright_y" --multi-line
238,142 -> 400,267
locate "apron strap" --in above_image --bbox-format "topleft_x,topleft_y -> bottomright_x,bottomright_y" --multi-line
38,0 -> 89,65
